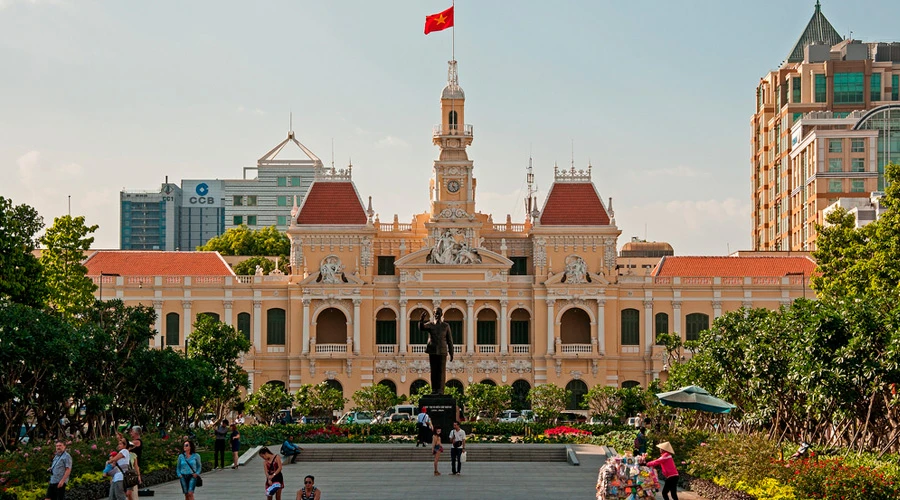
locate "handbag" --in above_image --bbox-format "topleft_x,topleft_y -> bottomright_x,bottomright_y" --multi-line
115,463 -> 140,489
183,454 -> 203,487
461,451 -> 467,463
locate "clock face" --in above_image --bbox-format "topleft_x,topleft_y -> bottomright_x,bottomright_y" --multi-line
447,180 -> 461,193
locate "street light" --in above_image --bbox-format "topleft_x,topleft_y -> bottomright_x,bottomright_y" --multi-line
785,271 -> 806,300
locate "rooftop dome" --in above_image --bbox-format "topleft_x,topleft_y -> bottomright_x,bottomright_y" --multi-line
620,239 -> 674,258
441,59 -> 465,100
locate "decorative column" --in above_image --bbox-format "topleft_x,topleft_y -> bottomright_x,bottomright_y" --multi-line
672,301 -> 682,341
466,298 -> 476,354
399,299 -> 408,354
253,300 -> 263,352
182,300 -> 192,349
546,298 -> 556,355
223,300 -> 233,326
595,298 -> 606,355
712,300 -> 723,319
352,298 -> 362,355
301,298 -> 311,354
499,299 -> 509,354
643,300 -> 653,355
153,300 -> 164,348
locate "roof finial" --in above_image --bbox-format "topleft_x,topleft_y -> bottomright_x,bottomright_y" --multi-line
288,111 -> 294,139
815,0 -> 821,12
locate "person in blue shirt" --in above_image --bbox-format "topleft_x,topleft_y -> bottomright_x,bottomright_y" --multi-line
176,441 -> 202,500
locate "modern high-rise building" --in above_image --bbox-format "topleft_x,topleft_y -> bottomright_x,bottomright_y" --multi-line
751,1 -> 900,251
119,130 -> 323,250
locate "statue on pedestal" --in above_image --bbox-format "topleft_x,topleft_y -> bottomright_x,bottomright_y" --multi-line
419,307 -> 454,394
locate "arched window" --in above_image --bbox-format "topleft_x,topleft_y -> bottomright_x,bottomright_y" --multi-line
685,313 -> 710,341
265,380 -> 286,389
237,312 -> 251,341
510,308 -> 530,345
166,312 -> 180,346
198,312 -> 220,322
375,309 -> 397,345
266,308 -> 286,345
621,309 -> 640,346
512,380 -> 531,410
476,309 -> 497,345
622,380 -> 641,389
655,312 -> 669,345
409,308 -> 429,345
565,380 -> 588,410
377,379 -> 397,395
480,379 -> 497,386
316,308 -> 347,344
444,308 -> 464,345
448,110 -> 458,129
446,379 -> 464,395
409,379 -> 429,397
560,308 -> 591,344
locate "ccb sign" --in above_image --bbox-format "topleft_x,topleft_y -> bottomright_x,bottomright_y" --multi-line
182,180 -> 222,207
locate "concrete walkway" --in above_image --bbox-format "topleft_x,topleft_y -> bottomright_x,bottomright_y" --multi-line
141,444 -> 704,500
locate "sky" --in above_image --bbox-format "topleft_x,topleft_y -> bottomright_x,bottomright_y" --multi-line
3,0 -> 900,255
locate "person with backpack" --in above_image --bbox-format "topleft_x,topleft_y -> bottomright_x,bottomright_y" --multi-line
633,427 -> 647,456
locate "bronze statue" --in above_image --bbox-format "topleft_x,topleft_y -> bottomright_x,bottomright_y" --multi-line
419,307 -> 454,394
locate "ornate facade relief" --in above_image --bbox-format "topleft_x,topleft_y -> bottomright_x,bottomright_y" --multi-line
603,237 -> 617,270
476,360 -> 499,374
318,255 -> 346,284
533,237 -> 547,267
437,207 -> 470,219
324,370 -> 338,380
360,236 -> 372,268
427,228 -> 482,264
569,370 -> 583,380
508,359 -> 533,374
309,359 -> 316,376
447,359 -> 466,374
563,255 -> 590,284
408,359 -> 431,374
290,238 -> 303,271
375,360 -> 399,374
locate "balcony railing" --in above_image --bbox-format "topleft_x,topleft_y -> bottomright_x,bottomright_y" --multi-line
559,344 -> 592,354
621,346 -> 640,354
492,223 -> 526,232
511,345 -> 530,354
315,344 -> 347,354
410,344 -> 463,354
478,345 -> 496,354
379,223 -> 412,232
432,124 -> 473,137
377,344 -> 397,354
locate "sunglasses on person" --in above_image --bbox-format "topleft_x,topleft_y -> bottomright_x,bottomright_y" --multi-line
304,480 -> 312,484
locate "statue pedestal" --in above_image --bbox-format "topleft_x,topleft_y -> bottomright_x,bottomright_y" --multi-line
420,394 -> 457,444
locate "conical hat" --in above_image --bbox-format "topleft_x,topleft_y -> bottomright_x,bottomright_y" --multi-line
657,441 -> 674,454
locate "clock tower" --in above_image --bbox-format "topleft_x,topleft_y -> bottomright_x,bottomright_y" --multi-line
430,59 -> 476,221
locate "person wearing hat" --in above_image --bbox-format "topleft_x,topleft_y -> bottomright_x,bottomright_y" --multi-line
646,441 -> 679,500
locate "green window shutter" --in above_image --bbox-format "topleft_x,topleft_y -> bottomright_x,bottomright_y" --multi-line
655,312 -> 668,344
266,308 -> 286,345
375,320 -> 397,344
685,313 -> 709,341
510,320 -> 529,345
166,312 -> 180,346
448,321 -> 463,345
621,309 -> 640,346
476,320 -> 496,345
237,312 -> 251,341
893,75 -> 899,101
409,320 -> 426,344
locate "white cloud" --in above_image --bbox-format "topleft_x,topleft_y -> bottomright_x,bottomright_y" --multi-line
375,136 -> 409,149
616,198 -> 751,255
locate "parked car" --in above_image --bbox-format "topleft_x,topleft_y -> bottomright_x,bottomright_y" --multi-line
388,404 -> 417,418
387,413 -> 411,422
520,410 -> 535,422
557,412 -> 588,424
337,411 -> 375,425
626,416 -> 642,428
498,410 -> 522,423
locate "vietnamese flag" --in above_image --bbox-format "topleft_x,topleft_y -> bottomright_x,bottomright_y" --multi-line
424,6 -> 454,35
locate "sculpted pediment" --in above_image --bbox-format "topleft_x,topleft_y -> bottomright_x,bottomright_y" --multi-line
298,254 -> 365,285
395,247 -> 513,283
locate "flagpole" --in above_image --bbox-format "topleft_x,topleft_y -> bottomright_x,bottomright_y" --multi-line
452,0 -> 455,61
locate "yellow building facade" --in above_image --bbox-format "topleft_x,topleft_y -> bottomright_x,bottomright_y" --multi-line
89,60 -> 814,408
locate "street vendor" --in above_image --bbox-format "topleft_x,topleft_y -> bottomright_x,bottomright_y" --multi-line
646,441 -> 679,500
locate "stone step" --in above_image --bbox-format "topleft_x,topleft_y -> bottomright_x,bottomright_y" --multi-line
290,446 -> 568,463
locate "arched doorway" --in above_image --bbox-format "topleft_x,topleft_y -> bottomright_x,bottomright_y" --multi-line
410,379 -> 429,398
375,308 -> 398,346
560,308 -> 591,344
622,380 -> 641,389
316,308 -> 348,344
446,379 -> 464,395
512,380 -> 531,410
480,379 -> 497,386
377,379 -> 397,396
565,380 -> 588,410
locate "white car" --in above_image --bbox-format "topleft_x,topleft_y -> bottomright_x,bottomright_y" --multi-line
498,410 -> 522,423
337,411 -> 375,425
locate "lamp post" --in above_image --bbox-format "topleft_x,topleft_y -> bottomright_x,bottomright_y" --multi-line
785,271 -> 806,300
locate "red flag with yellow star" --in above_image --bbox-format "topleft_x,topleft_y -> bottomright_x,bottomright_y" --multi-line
424,6 -> 454,35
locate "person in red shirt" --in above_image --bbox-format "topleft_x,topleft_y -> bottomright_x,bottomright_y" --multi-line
646,441 -> 679,500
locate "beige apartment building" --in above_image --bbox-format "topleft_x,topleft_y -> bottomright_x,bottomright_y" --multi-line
751,1 -> 900,251
87,60 -> 814,410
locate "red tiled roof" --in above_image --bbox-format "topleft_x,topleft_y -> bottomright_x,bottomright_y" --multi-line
652,256 -> 816,277
296,181 -> 367,225
84,251 -> 234,276
539,183 -> 610,225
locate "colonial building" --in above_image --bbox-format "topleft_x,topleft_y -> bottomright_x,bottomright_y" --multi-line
90,60 -> 814,409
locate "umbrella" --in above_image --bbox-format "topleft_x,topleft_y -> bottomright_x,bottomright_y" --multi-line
655,385 -> 736,414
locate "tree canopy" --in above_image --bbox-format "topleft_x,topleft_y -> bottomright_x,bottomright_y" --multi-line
197,225 -> 290,256
187,315 -> 252,420
39,214 -> 98,319
0,196 -> 47,307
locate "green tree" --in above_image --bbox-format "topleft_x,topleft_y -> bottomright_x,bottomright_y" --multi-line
294,382 -> 348,419
198,225 -> 289,256
0,196 -> 47,307
233,256 -> 289,276
248,383 -> 293,425
187,315 -> 252,420
464,383 -> 512,421
39,214 -> 98,319
528,384 -> 569,423
407,384 -> 465,411
583,385 -> 623,423
352,384 -> 401,416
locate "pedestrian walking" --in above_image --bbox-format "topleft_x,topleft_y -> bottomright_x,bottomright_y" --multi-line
46,440 -> 72,500
449,421 -> 466,475
214,419 -> 229,469
431,427 -> 444,476
127,427 -> 144,497
416,407 -> 432,447
295,475 -> 321,500
230,424 -> 241,469
176,440 -> 202,500
259,447 -> 285,500
646,441 -> 679,500
106,435 -> 131,500
633,427 -> 647,456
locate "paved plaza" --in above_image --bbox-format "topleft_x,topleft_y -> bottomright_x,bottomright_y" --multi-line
143,444 -> 701,500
